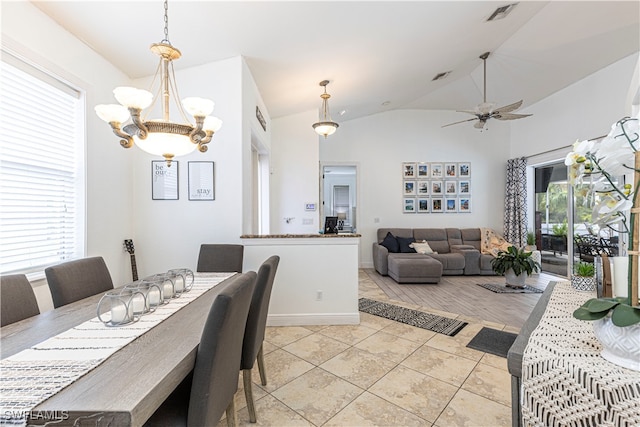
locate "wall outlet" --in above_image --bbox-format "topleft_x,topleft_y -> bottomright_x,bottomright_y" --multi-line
315,290 -> 323,301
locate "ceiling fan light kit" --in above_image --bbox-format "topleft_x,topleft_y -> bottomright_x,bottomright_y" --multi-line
442,51 -> 532,130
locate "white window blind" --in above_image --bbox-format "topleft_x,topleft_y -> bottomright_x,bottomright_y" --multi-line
333,185 -> 350,222
0,52 -> 85,275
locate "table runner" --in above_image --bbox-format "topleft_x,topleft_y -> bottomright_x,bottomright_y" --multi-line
0,272 -> 234,426
521,281 -> 640,427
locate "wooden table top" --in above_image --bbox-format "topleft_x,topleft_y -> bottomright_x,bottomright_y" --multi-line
1,275 -> 234,427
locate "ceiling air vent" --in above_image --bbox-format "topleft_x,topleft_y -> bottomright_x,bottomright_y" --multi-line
432,71 -> 451,81
486,3 -> 518,22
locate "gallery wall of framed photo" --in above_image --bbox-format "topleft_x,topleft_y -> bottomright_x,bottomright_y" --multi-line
402,162 -> 471,214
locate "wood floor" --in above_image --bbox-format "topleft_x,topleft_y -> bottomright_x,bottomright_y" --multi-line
362,268 -> 565,331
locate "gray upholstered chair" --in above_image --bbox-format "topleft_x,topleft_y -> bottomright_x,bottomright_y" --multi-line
241,256 -> 280,423
196,244 -> 244,273
1,274 -> 40,327
144,271 -> 257,427
45,256 -> 114,308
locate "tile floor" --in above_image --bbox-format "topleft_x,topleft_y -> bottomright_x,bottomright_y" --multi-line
220,271 -> 520,426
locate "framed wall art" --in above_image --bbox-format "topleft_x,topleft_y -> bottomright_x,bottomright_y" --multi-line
404,180 -> 416,196
404,198 -> 416,213
402,162 -> 416,179
445,163 -> 457,178
459,197 -> 471,212
431,197 -> 443,213
188,161 -> 214,201
431,180 -> 443,195
458,162 -> 471,178
431,163 -> 443,178
417,198 -> 430,213
446,198 -> 457,212
417,180 -> 429,195
417,163 -> 429,178
459,180 -> 470,195
152,161 -> 179,200
445,181 -> 457,195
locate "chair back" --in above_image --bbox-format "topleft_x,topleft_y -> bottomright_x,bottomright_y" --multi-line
1,274 -> 40,327
196,244 -> 244,273
188,271 -> 256,427
241,256 -> 280,370
45,256 -> 114,308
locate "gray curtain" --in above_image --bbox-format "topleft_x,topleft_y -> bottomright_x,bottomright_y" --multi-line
504,157 -> 528,247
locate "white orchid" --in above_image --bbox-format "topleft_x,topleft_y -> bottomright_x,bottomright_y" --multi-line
567,115 -> 639,235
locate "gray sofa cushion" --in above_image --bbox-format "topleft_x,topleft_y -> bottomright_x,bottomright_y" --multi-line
461,228 -> 482,251
428,253 -> 465,273
413,229 -> 450,254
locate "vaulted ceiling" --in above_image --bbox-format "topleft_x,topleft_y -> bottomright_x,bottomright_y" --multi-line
32,1 -> 640,123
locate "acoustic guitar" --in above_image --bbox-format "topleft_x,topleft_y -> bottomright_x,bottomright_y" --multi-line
123,239 -> 138,281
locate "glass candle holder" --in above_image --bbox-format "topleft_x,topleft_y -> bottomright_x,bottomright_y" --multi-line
97,289 -> 141,326
143,273 -> 176,301
168,268 -> 194,293
125,281 -> 161,313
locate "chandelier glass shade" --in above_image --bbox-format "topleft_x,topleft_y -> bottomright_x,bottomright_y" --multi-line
95,1 -> 222,166
312,80 -> 339,138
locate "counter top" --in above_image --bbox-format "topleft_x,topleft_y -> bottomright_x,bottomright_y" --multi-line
241,233 -> 361,238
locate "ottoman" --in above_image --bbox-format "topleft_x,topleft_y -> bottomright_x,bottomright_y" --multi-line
388,256 -> 443,284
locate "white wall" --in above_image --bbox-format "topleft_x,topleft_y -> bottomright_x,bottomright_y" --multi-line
2,2 -> 135,289
318,109 -> 511,267
270,110 -> 320,234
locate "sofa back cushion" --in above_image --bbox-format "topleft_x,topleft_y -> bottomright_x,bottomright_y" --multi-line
413,228 -> 450,253
376,228 -> 413,243
446,228 -> 463,246
461,228 -> 482,251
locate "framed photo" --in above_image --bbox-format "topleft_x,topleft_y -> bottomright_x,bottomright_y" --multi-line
458,162 -> 471,178
459,180 -> 471,195
431,163 -> 443,178
417,198 -> 430,213
417,180 -> 429,195
446,198 -> 457,212
445,181 -> 457,195
431,197 -> 443,213
431,180 -> 443,195
402,162 -> 416,179
417,163 -> 429,178
404,198 -> 416,213
445,163 -> 457,178
324,216 -> 338,234
404,180 -> 416,196
152,161 -> 179,200
188,161 -> 214,201
459,197 -> 471,212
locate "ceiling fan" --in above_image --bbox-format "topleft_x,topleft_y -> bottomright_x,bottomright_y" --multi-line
442,52 -> 532,130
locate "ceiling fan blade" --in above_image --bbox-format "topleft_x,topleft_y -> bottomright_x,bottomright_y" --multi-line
493,112 -> 533,121
492,100 -> 523,114
441,117 -> 478,128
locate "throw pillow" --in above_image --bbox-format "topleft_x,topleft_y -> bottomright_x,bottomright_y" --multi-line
410,240 -> 434,254
397,236 -> 417,253
380,232 -> 400,253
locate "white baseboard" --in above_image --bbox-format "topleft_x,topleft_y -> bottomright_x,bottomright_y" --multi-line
360,261 -> 374,269
267,312 -> 360,326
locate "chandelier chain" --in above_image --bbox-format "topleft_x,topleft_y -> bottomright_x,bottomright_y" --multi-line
163,0 -> 170,44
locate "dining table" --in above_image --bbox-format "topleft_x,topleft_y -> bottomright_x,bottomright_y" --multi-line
0,272 -> 236,427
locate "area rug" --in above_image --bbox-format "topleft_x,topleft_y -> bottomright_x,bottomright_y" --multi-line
466,327 -> 518,358
476,283 -> 544,294
358,298 -> 467,336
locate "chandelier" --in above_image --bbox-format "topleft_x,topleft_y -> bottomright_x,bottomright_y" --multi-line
95,0 -> 222,166
312,80 -> 339,138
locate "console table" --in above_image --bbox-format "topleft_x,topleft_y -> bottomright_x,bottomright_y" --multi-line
508,281 -> 640,427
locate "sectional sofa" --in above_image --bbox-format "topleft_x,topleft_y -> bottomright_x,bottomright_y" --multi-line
373,228 -> 496,283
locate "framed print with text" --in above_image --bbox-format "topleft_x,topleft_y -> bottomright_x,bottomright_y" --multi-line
188,161 -> 215,201
152,161 -> 179,200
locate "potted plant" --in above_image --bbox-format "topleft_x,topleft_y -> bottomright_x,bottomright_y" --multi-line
571,261 -> 596,291
525,231 -> 537,251
491,245 -> 541,288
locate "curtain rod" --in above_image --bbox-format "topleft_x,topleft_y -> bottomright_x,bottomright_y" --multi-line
525,134 -> 608,160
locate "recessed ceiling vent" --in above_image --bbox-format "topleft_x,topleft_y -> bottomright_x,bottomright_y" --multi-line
432,71 -> 451,81
486,3 -> 518,22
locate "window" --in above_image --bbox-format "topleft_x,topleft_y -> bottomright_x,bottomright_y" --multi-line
0,51 -> 85,275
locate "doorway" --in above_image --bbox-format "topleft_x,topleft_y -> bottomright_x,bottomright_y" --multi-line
321,165 -> 357,233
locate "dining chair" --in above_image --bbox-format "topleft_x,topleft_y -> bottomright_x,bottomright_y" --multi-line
0,274 -> 40,327
144,271 -> 257,427
45,256 -> 114,308
241,255 -> 280,423
196,244 -> 244,273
